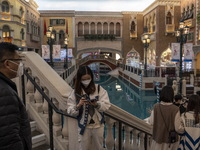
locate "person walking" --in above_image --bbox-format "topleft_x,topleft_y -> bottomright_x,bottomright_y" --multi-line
67,66 -> 111,150
149,86 -> 184,150
0,42 -> 32,150
178,94 -> 200,150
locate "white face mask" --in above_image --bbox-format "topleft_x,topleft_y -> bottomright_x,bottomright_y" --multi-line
8,61 -> 24,77
81,79 -> 91,87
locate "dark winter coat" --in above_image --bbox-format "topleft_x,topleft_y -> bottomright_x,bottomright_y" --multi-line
0,72 -> 32,150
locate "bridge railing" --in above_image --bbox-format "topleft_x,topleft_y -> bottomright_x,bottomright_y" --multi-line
119,64 -> 177,77
78,54 -> 118,66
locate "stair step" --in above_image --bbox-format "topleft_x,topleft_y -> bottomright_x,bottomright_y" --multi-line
30,121 -> 36,132
32,144 -> 50,150
32,134 -> 46,148
32,130 -> 41,137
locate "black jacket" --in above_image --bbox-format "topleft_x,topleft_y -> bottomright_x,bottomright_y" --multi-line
0,72 -> 32,150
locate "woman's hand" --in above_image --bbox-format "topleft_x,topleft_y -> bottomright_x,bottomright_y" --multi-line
76,98 -> 88,109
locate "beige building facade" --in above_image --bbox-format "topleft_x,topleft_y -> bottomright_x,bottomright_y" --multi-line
75,11 -> 123,60
0,0 -> 40,52
39,10 -> 75,56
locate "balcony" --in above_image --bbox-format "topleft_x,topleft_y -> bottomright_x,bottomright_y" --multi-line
165,24 -> 175,33
84,34 -> 116,41
130,31 -> 137,38
184,19 -> 195,28
1,37 -> 13,43
1,12 -> 11,21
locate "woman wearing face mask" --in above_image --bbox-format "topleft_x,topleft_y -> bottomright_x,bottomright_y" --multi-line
67,66 -> 111,150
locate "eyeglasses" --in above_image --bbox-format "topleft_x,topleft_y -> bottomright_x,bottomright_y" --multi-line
0,59 -> 23,62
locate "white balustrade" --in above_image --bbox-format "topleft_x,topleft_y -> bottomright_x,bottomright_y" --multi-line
26,69 -> 34,103
182,79 -> 186,97
132,129 -> 139,150
52,98 -> 62,136
123,125 -> 132,150
34,78 -> 43,112
105,117 -> 115,150
172,80 -> 178,95
114,122 -> 119,150
139,132 -> 145,150
42,87 -> 49,123
62,116 -> 68,140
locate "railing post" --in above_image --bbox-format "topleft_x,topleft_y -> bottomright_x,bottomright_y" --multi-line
105,117 -> 115,150
21,74 -> 26,105
118,122 -> 122,150
139,132 -> 145,150
144,134 -> 147,150
48,102 -> 54,150
34,78 -> 43,112
52,98 -> 61,136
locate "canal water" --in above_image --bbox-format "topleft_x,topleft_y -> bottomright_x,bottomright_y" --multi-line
95,74 -> 157,120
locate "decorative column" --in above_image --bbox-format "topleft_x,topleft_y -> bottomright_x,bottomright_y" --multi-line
132,129 -> 139,150
105,117 -> 115,150
123,126 -> 132,150
34,78 -> 43,112
42,87 -> 49,123
26,70 -> 34,103
52,98 -> 62,136
139,132 -> 145,150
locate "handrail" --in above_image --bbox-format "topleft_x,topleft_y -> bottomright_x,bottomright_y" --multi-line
23,69 -> 151,150
24,70 -> 76,119
23,70 -> 76,150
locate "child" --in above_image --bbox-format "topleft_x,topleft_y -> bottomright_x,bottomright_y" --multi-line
67,66 -> 111,150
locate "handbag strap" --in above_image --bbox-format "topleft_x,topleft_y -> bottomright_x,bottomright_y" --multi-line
159,104 -> 170,132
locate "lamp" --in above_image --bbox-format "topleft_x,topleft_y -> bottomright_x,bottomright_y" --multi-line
175,21 -> 190,94
141,33 -> 151,77
64,36 -> 69,69
46,26 -> 55,67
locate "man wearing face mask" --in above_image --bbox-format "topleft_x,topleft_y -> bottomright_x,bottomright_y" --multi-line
0,42 -> 32,150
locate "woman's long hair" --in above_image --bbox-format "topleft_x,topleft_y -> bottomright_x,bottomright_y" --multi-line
159,86 -> 174,102
186,95 -> 200,124
74,66 -> 96,99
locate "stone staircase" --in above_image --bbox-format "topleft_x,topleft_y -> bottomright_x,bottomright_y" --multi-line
31,121 -> 50,150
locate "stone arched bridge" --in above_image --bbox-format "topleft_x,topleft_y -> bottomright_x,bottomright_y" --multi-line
78,55 -> 118,70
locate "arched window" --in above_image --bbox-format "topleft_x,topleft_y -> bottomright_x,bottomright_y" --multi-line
2,25 -> 10,37
152,14 -> 156,32
20,28 -> 25,40
27,22 -> 29,33
188,4 -> 194,19
116,22 -> 120,37
166,12 -> 172,24
91,22 -> 95,34
59,30 -> 65,41
103,22 -> 108,34
110,22 -> 114,34
97,22 -> 102,34
130,21 -> 135,31
2,1 -> 9,13
185,6 -> 190,20
78,22 -> 83,36
84,22 -> 89,34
